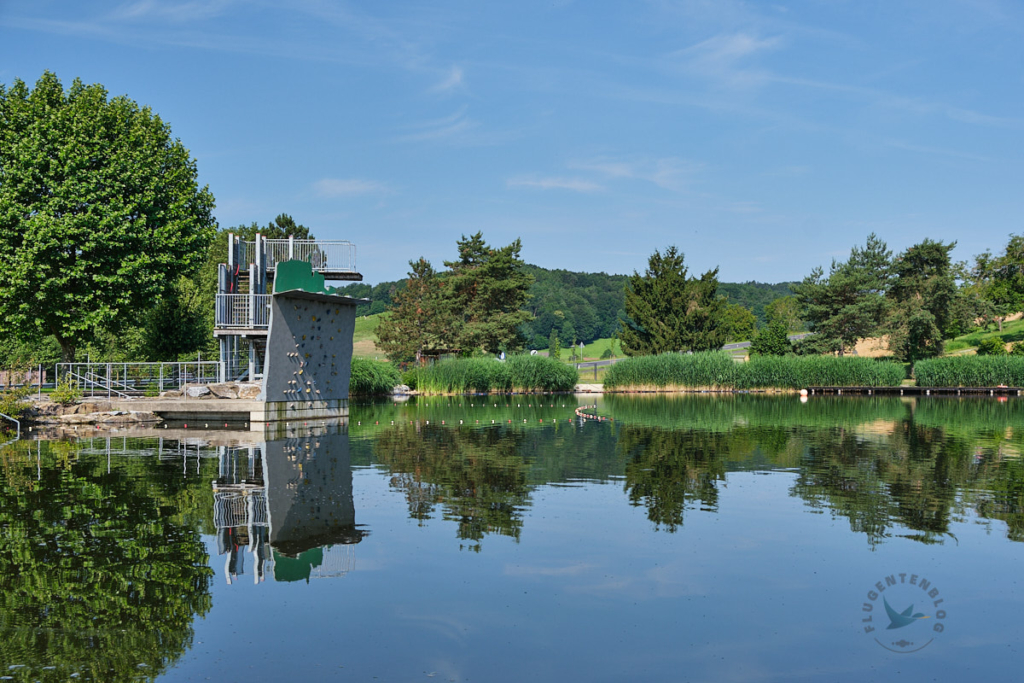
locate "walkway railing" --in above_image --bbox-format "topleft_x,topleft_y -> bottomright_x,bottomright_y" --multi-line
58,361 -> 221,397
216,293 -> 272,329
241,239 -> 357,275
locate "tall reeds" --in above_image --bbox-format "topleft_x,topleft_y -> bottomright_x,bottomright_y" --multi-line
603,351 -> 904,390
349,358 -> 402,395
913,356 -> 1024,387
416,355 -> 578,394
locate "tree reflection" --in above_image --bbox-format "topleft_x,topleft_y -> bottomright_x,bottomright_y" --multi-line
373,425 -> 531,550
0,440 -> 213,682
619,425 -> 728,531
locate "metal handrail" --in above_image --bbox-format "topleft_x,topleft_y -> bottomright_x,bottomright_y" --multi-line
216,293 -> 272,329
0,411 -> 19,443
243,239 -> 357,274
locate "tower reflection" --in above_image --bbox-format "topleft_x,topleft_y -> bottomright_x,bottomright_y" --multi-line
212,421 -> 366,585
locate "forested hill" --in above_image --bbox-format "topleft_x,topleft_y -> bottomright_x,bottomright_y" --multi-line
334,268 -> 796,348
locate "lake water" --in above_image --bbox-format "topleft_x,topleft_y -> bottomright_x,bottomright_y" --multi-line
3,394 -> 1024,682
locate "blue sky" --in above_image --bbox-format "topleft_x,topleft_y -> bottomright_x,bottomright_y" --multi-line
2,1 -> 1022,285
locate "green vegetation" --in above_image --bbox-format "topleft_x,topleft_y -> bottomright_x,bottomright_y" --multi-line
620,246 -> 726,356
913,356 -> 1024,387
604,351 -> 904,390
0,72 -> 216,363
0,385 -> 32,423
376,233 -> 534,361
604,351 -> 738,390
977,337 -> 1009,356
349,358 -> 402,395
0,440 -> 214,681
748,321 -> 793,357
50,375 -> 82,405
793,233 -> 891,356
415,355 -> 578,395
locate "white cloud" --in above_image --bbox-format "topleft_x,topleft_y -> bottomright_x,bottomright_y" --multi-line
313,178 -> 388,197
507,176 -> 604,192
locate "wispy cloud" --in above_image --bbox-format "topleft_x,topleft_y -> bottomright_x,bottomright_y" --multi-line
430,65 -> 464,93
507,176 -> 603,192
392,107 -> 509,144
313,178 -> 389,197
671,32 -> 782,87
111,0 -> 235,23
570,157 -> 702,192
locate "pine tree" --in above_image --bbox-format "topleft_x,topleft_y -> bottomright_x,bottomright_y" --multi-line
619,246 -> 726,356
376,259 -> 458,362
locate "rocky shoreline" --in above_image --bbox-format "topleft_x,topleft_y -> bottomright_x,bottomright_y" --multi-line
14,382 -> 262,428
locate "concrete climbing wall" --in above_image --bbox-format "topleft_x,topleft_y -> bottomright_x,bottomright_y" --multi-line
261,290 -> 359,421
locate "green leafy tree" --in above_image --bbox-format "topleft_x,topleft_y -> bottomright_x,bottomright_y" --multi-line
792,234 -> 891,355
619,246 -> 726,356
765,295 -> 802,331
0,72 -> 216,362
721,302 -> 757,342
748,321 -> 793,357
885,239 -> 957,362
972,234 -> 1024,331
548,330 -> 561,360
444,232 -> 535,354
376,258 -> 458,363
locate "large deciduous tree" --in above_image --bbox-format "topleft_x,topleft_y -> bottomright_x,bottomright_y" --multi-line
792,234 -> 891,355
619,246 -> 726,356
0,72 -> 216,362
884,238 -> 957,362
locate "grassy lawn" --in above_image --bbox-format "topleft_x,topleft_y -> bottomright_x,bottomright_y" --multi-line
555,337 -> 624,362
944,318 -> 1024,354
352,313 -> 384,359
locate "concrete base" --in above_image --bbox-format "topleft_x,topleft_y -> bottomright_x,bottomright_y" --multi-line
255,399 -> 349,423
103,397 -> 347,430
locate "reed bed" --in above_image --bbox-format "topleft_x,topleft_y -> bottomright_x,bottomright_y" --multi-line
913,356 -> 1024,387
604,351 -> 904,390
349,358 -> 402,396
603,352 -> 738,390
416,355 -> 578,394
737,355 -> 905,389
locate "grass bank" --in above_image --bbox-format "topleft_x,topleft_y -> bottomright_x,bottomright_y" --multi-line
603,351 -> 905,391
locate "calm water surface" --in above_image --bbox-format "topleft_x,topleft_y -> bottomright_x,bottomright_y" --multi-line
3,395 -> 1024,682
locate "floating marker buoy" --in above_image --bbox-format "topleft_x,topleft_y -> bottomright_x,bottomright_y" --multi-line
205,423 -> 208,428
183,423 -> 187,428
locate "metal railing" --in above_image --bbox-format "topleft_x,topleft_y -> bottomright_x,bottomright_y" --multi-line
242,239 -> 357,274
58,361 -> 222,397
214,488 -> 270,529
216,293 -> 271,329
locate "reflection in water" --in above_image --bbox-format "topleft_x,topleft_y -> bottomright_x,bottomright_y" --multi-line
212,423 -> 366,584
351,395 -> 1024,547
373,424 -> 531,551
0,439 -> 215,683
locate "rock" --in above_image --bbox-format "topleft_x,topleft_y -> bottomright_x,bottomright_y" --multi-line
208,384 -> 240,399
185,385 -> 211,398
160,390 -> 183,398
238,383 -> 262,399
60,414 -> 97,424
393,385 -> 411,395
